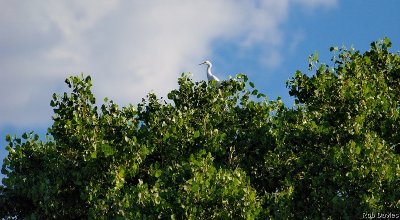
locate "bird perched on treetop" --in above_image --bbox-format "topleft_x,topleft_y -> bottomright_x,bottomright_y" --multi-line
199,60 -> 221,84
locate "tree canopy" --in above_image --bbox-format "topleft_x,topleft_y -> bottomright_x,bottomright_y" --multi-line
1,38 -> 399,219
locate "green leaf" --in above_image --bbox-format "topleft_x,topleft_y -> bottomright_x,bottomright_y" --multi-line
257,93 -> 266,98
383,37 -> 392,47
243,74 -> 248,82
101,144 -> 114,156
249,82 -> 255,88
163,132 -> 170,141
364,56 -> 371,65
192,183 -> 199,192
91,151 -> 97,159
194,130 -> 200,138
155,169 -> 162,178
355,146 -> 361,155
5,134 -> 11,142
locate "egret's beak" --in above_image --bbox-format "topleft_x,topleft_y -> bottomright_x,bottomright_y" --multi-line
199,62 -> 205,65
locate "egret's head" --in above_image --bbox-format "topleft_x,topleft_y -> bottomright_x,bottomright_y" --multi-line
199,60 -> 212,66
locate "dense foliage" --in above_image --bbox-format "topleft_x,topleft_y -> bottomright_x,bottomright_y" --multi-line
1,38 -> 399,219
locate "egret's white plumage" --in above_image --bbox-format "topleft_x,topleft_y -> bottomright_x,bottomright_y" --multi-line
199,60 -> 220,83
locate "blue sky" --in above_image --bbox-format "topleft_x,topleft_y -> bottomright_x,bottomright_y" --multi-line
1,0 -> 400,178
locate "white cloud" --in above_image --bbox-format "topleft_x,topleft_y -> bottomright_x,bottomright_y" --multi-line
0,0 -> 337,128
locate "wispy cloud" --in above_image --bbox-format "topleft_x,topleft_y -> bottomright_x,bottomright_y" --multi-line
0,0 -> 336,128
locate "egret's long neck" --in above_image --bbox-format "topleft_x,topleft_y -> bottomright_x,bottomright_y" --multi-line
207,64 -> 212,76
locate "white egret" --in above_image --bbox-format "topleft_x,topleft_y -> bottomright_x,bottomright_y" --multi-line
199,60 -> 221,83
